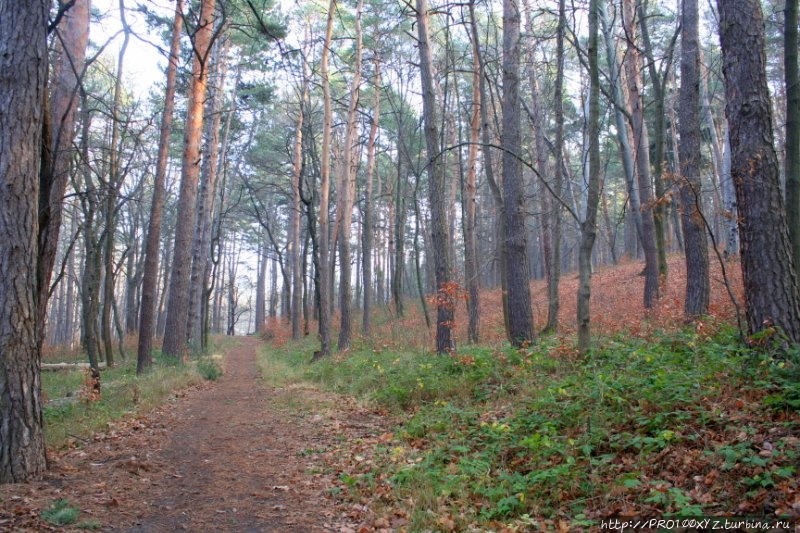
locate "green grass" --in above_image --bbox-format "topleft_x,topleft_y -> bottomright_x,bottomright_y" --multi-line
197,355 -> 223,380
41,499 -> 80,526
41,341 -> 226,448
259,325 -> 800,530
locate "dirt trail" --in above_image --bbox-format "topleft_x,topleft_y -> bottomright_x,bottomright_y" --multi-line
130,337 -> 339,532
0,337 -> 389,532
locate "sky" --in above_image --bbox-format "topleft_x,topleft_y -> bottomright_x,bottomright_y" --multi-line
91,0 -> 177,98
90,0 -> 300,98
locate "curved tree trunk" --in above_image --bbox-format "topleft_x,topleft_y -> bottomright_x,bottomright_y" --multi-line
638,2 -> 677,282
599,2 -> 643,257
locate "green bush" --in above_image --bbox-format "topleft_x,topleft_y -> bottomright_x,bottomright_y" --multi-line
41,499 -> 79,526
197,356 -> 223,381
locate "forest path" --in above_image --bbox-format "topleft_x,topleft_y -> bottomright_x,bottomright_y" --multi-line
1,337 -> 388,532
129,336 -> 343,532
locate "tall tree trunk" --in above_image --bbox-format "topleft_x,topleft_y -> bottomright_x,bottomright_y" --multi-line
38,0 -> 91,343
578,0 -> 602,355
721,127 -> 739,256
337,0 -> 363,352
124,238 -> 139,334
255,235 -> 266,334
291,87 -> 305,341
156,224 -> 173,337
638,2 -> 677,281
188,31 -> 229,352
599,2 -> 643,257
314,0 -> 335,360
102,0 -> 130,367
502,0 -> 534,346
622,0 -> 659,309
464,42 -> 481,343
786,0 -> 800,269
268,243 -> 277,318
0,0 -> 48,483
413,174 -> 432,329
548,0 -> 565,332
64,214 -> 78,346
469,0 -> 508,333
76,89 -> 105,369
679,0 -> 710,319
163,0 -> 216,358
416,0 -> 454,353
717,0 -> 800,342
392,154 -> 405,317
362,59 -> 381,334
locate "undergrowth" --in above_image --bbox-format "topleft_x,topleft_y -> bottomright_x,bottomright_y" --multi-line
41,340 -> 227,449
261,324 -> 800,531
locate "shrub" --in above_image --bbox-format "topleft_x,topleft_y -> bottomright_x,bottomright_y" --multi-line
197,356 -> 223,381
41,499 -> 79,526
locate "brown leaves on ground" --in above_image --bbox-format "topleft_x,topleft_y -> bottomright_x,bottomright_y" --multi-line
365,254 -> 743,352
0,338 -> 393,532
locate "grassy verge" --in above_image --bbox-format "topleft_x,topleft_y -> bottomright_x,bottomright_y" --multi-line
42,340 -> 229,449
260,324 -> 800,530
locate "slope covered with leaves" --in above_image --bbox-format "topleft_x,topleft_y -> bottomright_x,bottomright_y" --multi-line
262,256 -> 800,531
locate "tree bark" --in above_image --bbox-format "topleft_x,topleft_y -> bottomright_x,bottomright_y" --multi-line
162,0 -> 216,358
362,59 -> 381,334
469,0 -> 508,334
76,97 -> 103,370
392,151 -> 406,317
721,127 -> 739,256
548,0 -> 565,332
337,0 -> 363,352
717,0 -> 800,342
102,0 -> 130,367
786,0 -> 800,269
502,0 -> 534,346
255,235 -> 266,333
314,0 -> 335,360
38,0 -> 90,343
622,0 -> 659,309
416,0 -> 454,353
0,0 -> 48,483
599,2 -> 643,257
578,0 -> 602,355
679,0 -> 710,319
291,86 -> 305,341
638,2 -> 677,281
464,40 -> 481,343
188,30 -> 229,352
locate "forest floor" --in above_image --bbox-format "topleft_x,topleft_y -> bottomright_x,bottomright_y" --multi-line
2,257 -> 798,532
0,336 -> 392,532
